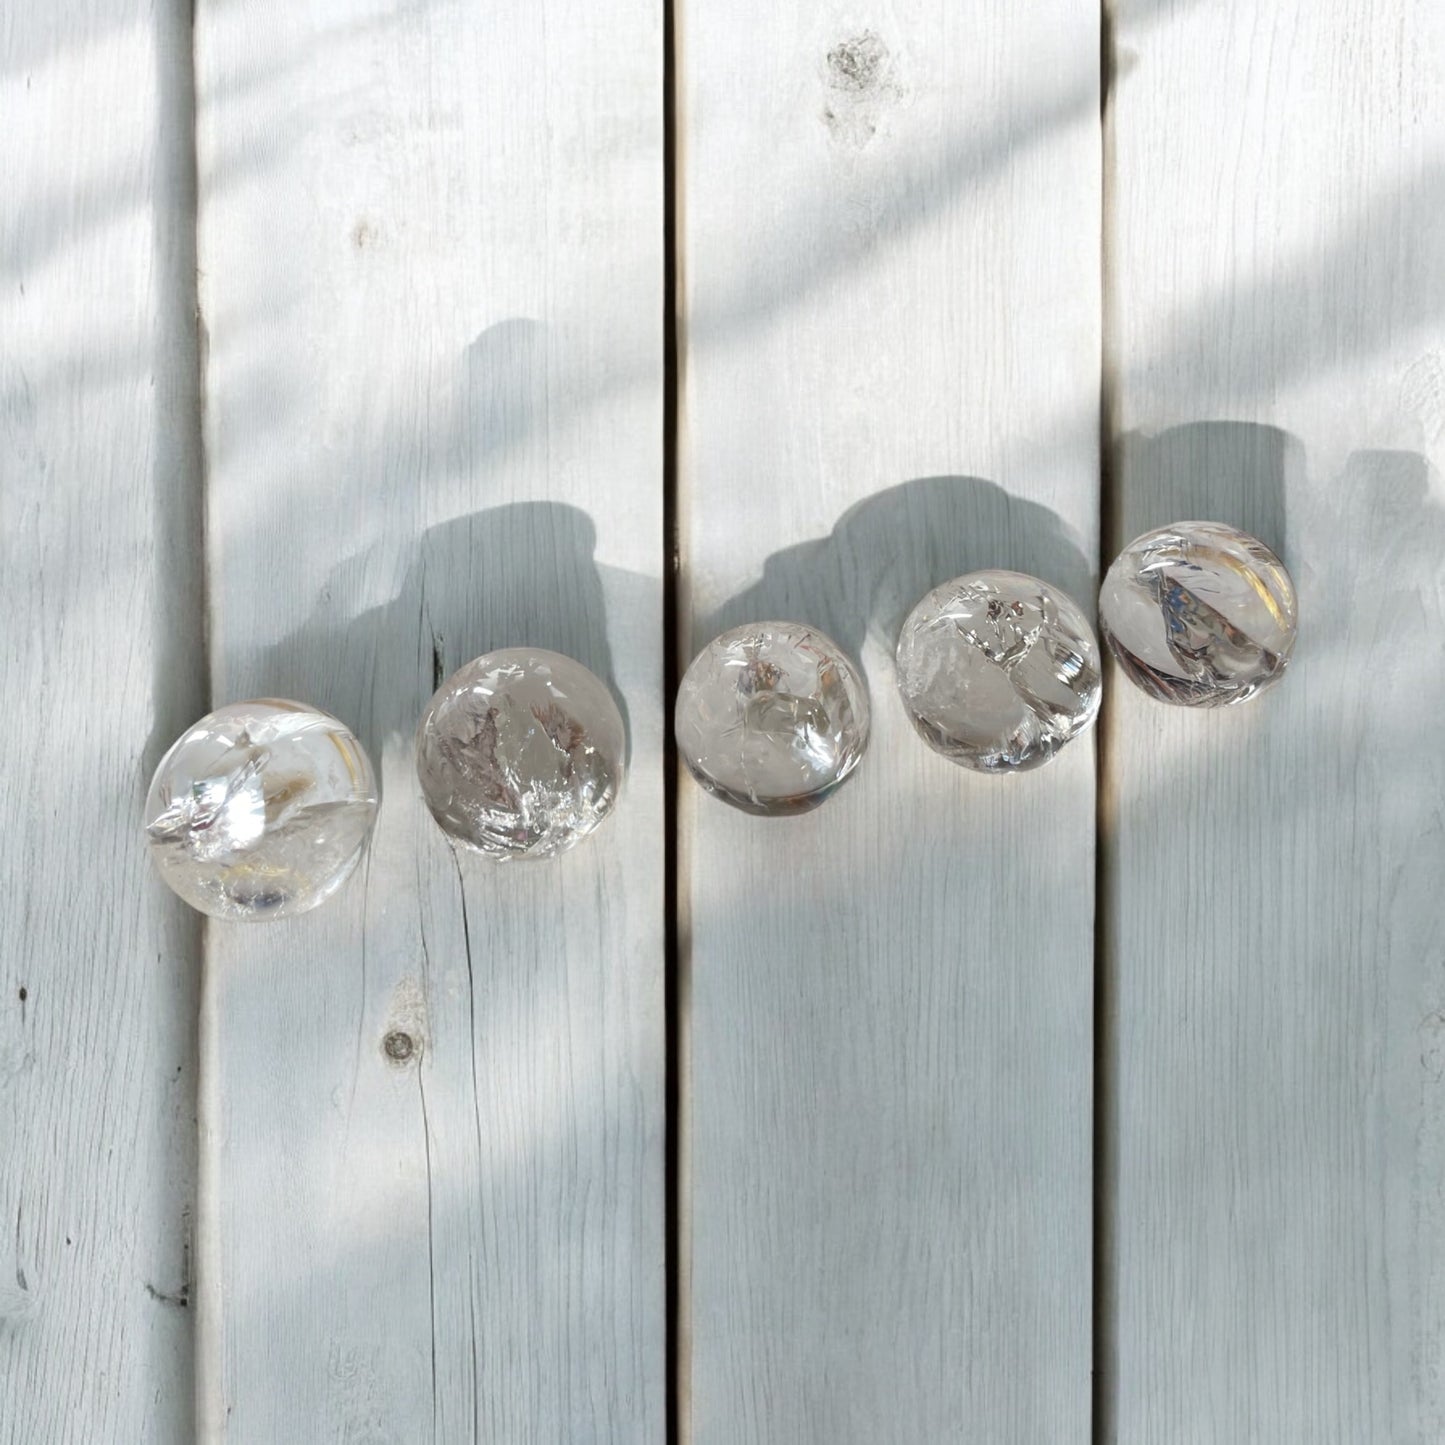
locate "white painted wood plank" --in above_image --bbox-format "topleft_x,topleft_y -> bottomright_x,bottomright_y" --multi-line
193,0 -> 665,1437
1106,0 -> 1445,1437
679,5 -> 1101,1438
0,3 -> 202,1440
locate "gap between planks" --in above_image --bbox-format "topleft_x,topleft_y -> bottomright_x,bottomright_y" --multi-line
1093,3 -> 1121,1441
662,0 -> 690,1439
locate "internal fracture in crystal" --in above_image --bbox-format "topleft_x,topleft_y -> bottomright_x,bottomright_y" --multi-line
675,621 -> 870,814
1099,522 -> 1297,706
416,648 -> 625,860
895,570 -> 1101,772
144,700 -> 378,920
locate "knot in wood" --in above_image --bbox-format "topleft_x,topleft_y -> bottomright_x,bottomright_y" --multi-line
382,1030 -> 416,1064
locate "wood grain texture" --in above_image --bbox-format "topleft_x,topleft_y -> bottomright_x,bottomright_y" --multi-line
678,3 -> 1101,1439
193,0 -> 665,1438
1105,0 -> 1445,1438
0,2 -> 203,1440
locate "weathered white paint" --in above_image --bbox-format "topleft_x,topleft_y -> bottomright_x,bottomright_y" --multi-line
1104,0 -> 1445,1438
15,0 -> 1445,1433
193,0 -> 665,1438
0,3 -> 202,1440
678,4 -> 1101,1439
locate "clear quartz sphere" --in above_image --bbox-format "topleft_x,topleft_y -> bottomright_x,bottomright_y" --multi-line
1099,521 -> 1297,707
144,700 -> 378,920
675,621 -> 870,815
896,570 -> 1101,773
416,648 -> 625,860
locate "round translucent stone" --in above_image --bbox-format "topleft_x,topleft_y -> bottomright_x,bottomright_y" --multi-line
675,621 -> 870,815
416,648 -> 625,860
896,570 -> 1101,773
1099,522 -> 1297,707
144,700 -> 378,920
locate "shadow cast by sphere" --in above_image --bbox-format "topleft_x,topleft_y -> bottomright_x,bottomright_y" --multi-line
250,502 -> 627,769
1114,421 -> 1295,559
700,475 -> 1093,674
